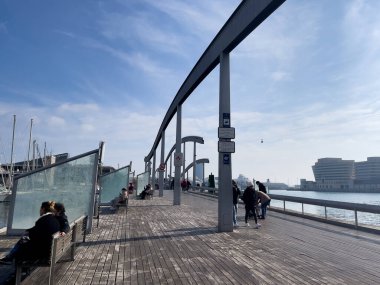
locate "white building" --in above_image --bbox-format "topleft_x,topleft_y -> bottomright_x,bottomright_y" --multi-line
312,158 -> 355,190
301,157 -> 380,192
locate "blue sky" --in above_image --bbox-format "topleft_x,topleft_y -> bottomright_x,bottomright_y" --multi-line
1,0 -> 380,185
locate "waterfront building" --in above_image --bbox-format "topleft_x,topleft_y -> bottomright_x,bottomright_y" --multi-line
301,157 -> 380,192
355,157 -> 380,182
312,158 -> 355,190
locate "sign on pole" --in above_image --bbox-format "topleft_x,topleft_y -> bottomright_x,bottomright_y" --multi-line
174,153 -> 183,167
158,163 -> 165,172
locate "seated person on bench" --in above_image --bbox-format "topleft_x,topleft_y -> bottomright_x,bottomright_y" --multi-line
54,202 -> 70,235
110,187 -> 128,210
139,184 -> 151,200
0,201 -> 60,265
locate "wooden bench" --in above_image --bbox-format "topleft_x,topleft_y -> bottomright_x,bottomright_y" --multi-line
15,215 -> 88,285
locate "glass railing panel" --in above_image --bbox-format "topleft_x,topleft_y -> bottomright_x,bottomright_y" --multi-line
10,150 -> 98,231
99,166 -> 130,204
136,172 -> 149,196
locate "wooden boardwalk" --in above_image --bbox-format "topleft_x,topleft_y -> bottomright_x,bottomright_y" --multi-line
1,190 -> 380,284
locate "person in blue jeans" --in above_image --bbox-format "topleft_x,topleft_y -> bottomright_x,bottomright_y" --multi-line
232,180 -> 241,227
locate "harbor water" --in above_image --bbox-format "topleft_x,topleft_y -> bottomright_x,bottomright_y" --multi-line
269,190 -> 380,227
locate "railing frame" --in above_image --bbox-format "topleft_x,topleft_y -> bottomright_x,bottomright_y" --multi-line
269,194 -> 380,230
189,187 -> 380,233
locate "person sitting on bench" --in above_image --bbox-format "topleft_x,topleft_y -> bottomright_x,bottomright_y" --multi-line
110,188 -> 129,210
140,184 -> 151,200
54,202 -> 70,235
0,201 -> 60,265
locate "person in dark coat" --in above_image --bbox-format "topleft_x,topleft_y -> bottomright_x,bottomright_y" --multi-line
54,202 -> 70,234
256,181 -> 267,193
0,201 -> 60,264
140,184 -> 151,200
242,182 -> 261,229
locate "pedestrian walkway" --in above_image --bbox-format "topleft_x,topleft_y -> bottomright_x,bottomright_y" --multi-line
1,190 -> 380,284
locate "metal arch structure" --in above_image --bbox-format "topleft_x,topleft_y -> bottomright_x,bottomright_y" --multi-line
164,136 -> 204,165
143,0 -> 286,232
144,0 -> 285,163
164,136 -> 204,184
182,158 -> 209,180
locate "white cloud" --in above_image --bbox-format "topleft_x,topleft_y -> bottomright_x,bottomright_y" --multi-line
58,103 -> 99,113
271,71 -> 291,81
47,116 -> 66,127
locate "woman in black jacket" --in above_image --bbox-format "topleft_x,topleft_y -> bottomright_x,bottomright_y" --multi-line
0,201 -> 60,264
54,202 -> 70,234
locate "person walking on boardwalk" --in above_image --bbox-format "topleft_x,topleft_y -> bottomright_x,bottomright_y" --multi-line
242,182 -> 261,229
257,190 -> 271,219
232,180 -> 241,227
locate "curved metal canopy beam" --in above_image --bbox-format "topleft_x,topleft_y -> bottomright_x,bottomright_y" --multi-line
144,0 -> 286,162
183,158 -> 210,175
164,136 -> 204,165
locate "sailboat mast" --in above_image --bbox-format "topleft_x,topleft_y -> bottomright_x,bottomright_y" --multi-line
10,114 -> 16,188
27,118 -> 33,171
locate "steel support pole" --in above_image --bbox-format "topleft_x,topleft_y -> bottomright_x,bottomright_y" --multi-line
174,105 -> 182,205
165,160 -> 168,182
159,131 -> 165,197
182,142 -> 186,179
218,51 -> 233,232
152,150 -> 156,188
193,142 -> 196,186
170,154 -> 172,187
202,163 -> 205,185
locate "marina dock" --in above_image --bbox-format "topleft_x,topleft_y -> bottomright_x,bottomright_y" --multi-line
1,190 -> 380,284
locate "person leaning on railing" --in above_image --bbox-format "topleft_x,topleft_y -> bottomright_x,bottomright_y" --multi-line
0,201 -> 60,265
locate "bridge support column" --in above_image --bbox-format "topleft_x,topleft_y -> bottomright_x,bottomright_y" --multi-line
218,51 -> 233,232
159,131 -> 165,197
152,150 -> 156,188
174,105 -> 182,205
193,142 -> 196,186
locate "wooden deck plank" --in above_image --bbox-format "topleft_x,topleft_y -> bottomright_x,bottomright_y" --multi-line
1,190 -> 380,285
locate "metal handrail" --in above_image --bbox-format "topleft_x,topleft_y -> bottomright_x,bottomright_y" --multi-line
269,194 -> 380,228
188,187 -> 380,231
